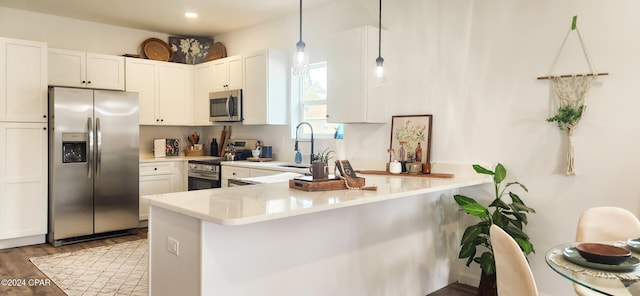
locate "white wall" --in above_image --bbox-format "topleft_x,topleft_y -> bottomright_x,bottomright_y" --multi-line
3,1 -> 640,295
216,1 -> 640,295
0,7 -> 169,54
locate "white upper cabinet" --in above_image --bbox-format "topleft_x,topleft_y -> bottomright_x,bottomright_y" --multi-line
0,37 -> 47,123
125,58 -> 193,125
211,55 -> 243,92
48,48 -> 125,90
242,49 -> 289,125
193,62 -> 214,125
327,25 -> 388,123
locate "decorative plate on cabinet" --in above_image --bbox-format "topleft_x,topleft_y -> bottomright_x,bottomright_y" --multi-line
207,42 -> 227,61
141,38 -> 172,61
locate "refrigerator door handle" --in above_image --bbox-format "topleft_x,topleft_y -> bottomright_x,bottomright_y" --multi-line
88,117 -> 93,178
96,117 -> 102,178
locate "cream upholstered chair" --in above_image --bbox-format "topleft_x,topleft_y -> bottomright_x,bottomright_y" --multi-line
490,224 -> 539,296
573,207 -> 640,296
576,206 -> 640,242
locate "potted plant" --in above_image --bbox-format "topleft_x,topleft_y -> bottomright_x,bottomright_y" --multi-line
314,147 -> 335,166
311,148 -> 334,180
453,163 -> 536,296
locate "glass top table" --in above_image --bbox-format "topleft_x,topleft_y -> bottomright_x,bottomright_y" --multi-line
545,242 -> 640,296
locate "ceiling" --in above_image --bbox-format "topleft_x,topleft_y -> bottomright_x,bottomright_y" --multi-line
0,0 -> 335,36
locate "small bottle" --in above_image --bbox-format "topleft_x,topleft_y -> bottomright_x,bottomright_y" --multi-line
210,138 -> 218,156
415,143 -> 423,163
399,142 -> 406,161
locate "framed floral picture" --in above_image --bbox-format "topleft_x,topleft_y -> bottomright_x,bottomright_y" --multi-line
389,115 -> 433,164
169,36 -> 213,64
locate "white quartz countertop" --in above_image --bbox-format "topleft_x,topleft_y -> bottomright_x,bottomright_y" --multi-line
144,164 -> 492,226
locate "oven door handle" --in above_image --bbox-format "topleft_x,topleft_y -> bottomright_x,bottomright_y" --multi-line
188,171 -> 220,181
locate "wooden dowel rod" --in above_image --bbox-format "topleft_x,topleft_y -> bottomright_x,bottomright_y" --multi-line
537,72 -> 608,80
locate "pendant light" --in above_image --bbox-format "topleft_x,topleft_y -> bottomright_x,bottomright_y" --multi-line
293,0 -> 309,77
374,0 -> 386,84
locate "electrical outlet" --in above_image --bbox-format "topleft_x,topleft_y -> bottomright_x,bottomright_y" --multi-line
167,237 -> 179,256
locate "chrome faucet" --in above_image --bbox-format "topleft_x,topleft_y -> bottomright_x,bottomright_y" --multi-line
295,122 -> 314,165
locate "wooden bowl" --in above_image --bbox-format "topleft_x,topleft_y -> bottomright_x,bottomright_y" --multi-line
576,243 -> 631,265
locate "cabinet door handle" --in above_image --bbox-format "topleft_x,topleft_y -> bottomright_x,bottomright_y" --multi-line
87,81 -> 91,84
43,114 -> 47,118
82,80 -> 86,84
42,127 -> 47,130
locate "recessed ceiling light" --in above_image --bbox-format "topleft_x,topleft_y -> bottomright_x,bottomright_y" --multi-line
185,12 -> 198,18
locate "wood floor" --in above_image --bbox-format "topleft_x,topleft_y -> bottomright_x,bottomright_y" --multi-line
0,227 -> 475,296
427,282 -> 478,296
0,229 -> 147,296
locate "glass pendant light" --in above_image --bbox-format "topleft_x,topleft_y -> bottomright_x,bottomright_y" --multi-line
293,0 -> 309,77
374,0 -> 386,85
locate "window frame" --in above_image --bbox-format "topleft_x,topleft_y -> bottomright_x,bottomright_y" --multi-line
291,61 -> 338,139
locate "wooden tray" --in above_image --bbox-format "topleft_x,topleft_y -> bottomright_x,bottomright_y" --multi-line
289,177 -> 365,192
356,170 -> 454,178
246,157 -> 273,162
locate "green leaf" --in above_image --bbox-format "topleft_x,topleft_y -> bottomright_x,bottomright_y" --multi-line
453,195 -> 477,207
511,201 -> 536,213
488,198 -> 509,210
461,225 -> 483,246
479,252 -> 495,275
515,238 -> 535,255
508,206 -> 529,224
460,203 -> 489,218
504,225 -> 529,240
509,192 -> 536,213
472,164 -> 494,175
493,163 -> 506,184
492,212 -> 507,228
505,181 -> 528,192
459,242 -> 476,262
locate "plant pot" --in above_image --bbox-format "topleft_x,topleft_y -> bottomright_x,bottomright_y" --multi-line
311,161 -> 329,180
477,270 -> 497,296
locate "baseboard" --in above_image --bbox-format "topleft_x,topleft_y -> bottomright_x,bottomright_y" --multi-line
0,234 -> 45,249
458,272 -> 480,288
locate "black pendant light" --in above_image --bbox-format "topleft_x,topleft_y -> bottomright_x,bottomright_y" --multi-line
375,0 -> 386,83
293,0 -> 308,76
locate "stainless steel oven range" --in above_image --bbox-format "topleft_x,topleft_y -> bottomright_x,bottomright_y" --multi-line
188,159 -> 222,190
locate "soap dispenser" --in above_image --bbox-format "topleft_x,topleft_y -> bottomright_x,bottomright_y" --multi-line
295,150 -> 303,164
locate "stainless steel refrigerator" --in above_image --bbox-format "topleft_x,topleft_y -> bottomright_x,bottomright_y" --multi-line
48,87 -> 139,246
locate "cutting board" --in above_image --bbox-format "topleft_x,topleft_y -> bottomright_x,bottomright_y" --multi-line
356,170 -> 454,178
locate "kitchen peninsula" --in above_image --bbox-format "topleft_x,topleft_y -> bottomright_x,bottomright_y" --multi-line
145,164 -> 491,296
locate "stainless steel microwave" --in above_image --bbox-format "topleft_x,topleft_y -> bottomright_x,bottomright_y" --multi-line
209,89 -> 242,122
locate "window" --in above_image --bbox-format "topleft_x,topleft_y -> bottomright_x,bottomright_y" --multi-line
293,62 -> 342,138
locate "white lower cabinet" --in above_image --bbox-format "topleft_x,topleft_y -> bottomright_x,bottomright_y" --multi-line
0,122 -> 48,244
221,166 -> 251,188
139,162 -> 185,220
221,165 -> 300,187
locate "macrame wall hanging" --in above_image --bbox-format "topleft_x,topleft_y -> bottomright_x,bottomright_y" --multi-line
537,16 -> 608,175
